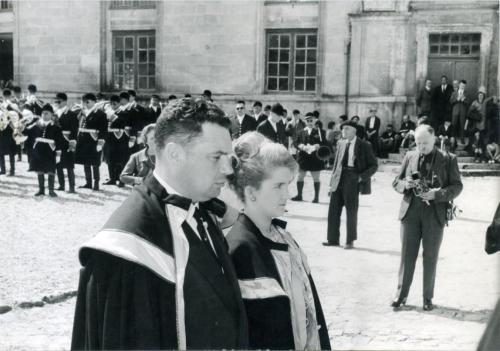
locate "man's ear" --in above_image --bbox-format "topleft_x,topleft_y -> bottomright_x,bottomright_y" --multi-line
164,142 -> 186,165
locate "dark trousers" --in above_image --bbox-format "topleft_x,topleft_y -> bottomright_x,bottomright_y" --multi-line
327,169 -> 359,244
56,164 -> 75,190
107,162 -> 125,182
83,165 -> 100,184
395,198 -> 444,300
0,153 -> 15,174
367,135 -> 379,157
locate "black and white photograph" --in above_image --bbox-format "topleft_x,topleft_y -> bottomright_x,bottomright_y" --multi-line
0,0 -> 499,350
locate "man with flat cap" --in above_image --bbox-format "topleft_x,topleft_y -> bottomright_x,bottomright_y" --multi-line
257,102 -> 287,146
325,120 -> 378,249
391,125 -> 462,311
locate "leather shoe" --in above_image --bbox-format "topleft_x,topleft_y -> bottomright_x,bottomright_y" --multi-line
291,195 -> 302,202
102,180 -> 116,185
78,183 -> 92,189
423,299 -> 434,311
322,242 -> 339,247
344,243 -> 354,250
391,297 -> 407,308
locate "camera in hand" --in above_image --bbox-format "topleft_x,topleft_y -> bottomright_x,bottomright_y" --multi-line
411,171 -> 430,199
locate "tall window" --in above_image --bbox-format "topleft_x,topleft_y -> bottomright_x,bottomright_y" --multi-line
0,0 -> 12,11
429,33 -> 481,57
266,30 -> 318,93
113,31 -> 156,91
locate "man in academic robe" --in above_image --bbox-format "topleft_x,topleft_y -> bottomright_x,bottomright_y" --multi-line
71,97 -> 248,350
75,93 -> 108,191
257,103 -> 287,146
324,121 -> 378,249
54,92 -> 79,193
229,100 -> 257,139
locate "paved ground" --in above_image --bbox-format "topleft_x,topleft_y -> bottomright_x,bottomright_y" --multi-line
0,160 -> 499,350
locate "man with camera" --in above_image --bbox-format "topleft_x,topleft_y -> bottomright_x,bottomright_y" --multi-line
391,125 -> 463,311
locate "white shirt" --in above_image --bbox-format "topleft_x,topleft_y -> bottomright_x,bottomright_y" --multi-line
369,116 -> 376,129
345,136 -> 357,167
269,119 -> 278,133
237,114 -> 245,125
153,171 -> 218,254
305,126 -> 313,136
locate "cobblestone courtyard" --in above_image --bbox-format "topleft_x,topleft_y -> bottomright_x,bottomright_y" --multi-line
0,161 -> 498,350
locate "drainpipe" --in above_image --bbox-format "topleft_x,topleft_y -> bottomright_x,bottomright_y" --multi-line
344,21 -> 352,116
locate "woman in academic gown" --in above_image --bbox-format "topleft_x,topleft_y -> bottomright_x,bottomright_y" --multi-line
227,132 -> 331,350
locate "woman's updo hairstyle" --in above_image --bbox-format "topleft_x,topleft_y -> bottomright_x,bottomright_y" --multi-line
229,131 -> 297,202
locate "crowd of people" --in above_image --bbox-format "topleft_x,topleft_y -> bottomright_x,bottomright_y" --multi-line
1,82 -> 498,350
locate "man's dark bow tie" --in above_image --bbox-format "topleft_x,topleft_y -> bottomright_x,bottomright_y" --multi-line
162,192 -> 227,218
163,193 -> 192,211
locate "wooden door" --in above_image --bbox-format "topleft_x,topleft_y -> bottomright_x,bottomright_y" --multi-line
0,33 -> 13,82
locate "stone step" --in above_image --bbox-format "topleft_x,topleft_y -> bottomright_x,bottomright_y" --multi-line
387,153 -> 477,164
460,169 -> 500,177
459,163 -> 500,170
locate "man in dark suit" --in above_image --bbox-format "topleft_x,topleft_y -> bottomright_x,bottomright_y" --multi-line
256,103 -> 287,146
351,115 -> 366,139
229,100 -> 257,139
252,101 -> 267,125
324,121 -> 378,249
450,79 -> 469,143
432,75 -> 454,131
147,94 -> 162,123
365,107 -> 381,157
391,125 -> 462,311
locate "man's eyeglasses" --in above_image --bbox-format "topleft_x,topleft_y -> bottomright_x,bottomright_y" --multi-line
54,100 -> 61,104
236,107 -> 244,110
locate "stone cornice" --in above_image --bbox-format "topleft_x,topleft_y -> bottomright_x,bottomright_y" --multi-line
410,0 -> 498,11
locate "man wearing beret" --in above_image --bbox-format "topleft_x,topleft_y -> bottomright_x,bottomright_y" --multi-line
325,120 -> 378,249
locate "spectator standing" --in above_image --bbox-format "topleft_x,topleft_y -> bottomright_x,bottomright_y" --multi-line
365,107 -> 381,157
450,80 -> 469,143
432,75 -> 453,129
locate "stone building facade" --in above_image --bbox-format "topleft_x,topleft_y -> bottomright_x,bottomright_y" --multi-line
0,0 -> 498,128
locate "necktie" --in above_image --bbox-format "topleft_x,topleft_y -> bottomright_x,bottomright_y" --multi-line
342,142 -> 351,167
442,85 -> 445,93
163,193 -> 221,265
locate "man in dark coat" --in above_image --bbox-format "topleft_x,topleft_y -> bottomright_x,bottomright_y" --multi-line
257,103 -> 287,146
325,121 -> 378,249
351,115 -> 366,139
54,92 -> 79,193
229,100 -> 257,139
391,125 -> 463,311
147,94 -> 162,123
432,75 -> 454,131
103,95 -> 130,187
71,97 -> 248,350
417,79 -> 433,124
75,93 -> 108,191
291,113 -> 326,203
23,104 -> 64,197
450,80 -> 469,143
365,107 -> 381,157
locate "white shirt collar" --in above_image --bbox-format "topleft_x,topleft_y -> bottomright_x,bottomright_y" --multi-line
153,170 -> 198,217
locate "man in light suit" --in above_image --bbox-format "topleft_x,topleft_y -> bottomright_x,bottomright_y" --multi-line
391,125 -> 462,311
229,100 -> 257,139
324,121 -> 378,249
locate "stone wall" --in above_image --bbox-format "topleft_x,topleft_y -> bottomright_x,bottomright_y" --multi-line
15,0 -> 101,92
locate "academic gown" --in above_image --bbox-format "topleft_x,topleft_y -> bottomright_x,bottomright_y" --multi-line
58,109 -> 79,168
71,174 -> 248,350
227,214 -> 331,350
